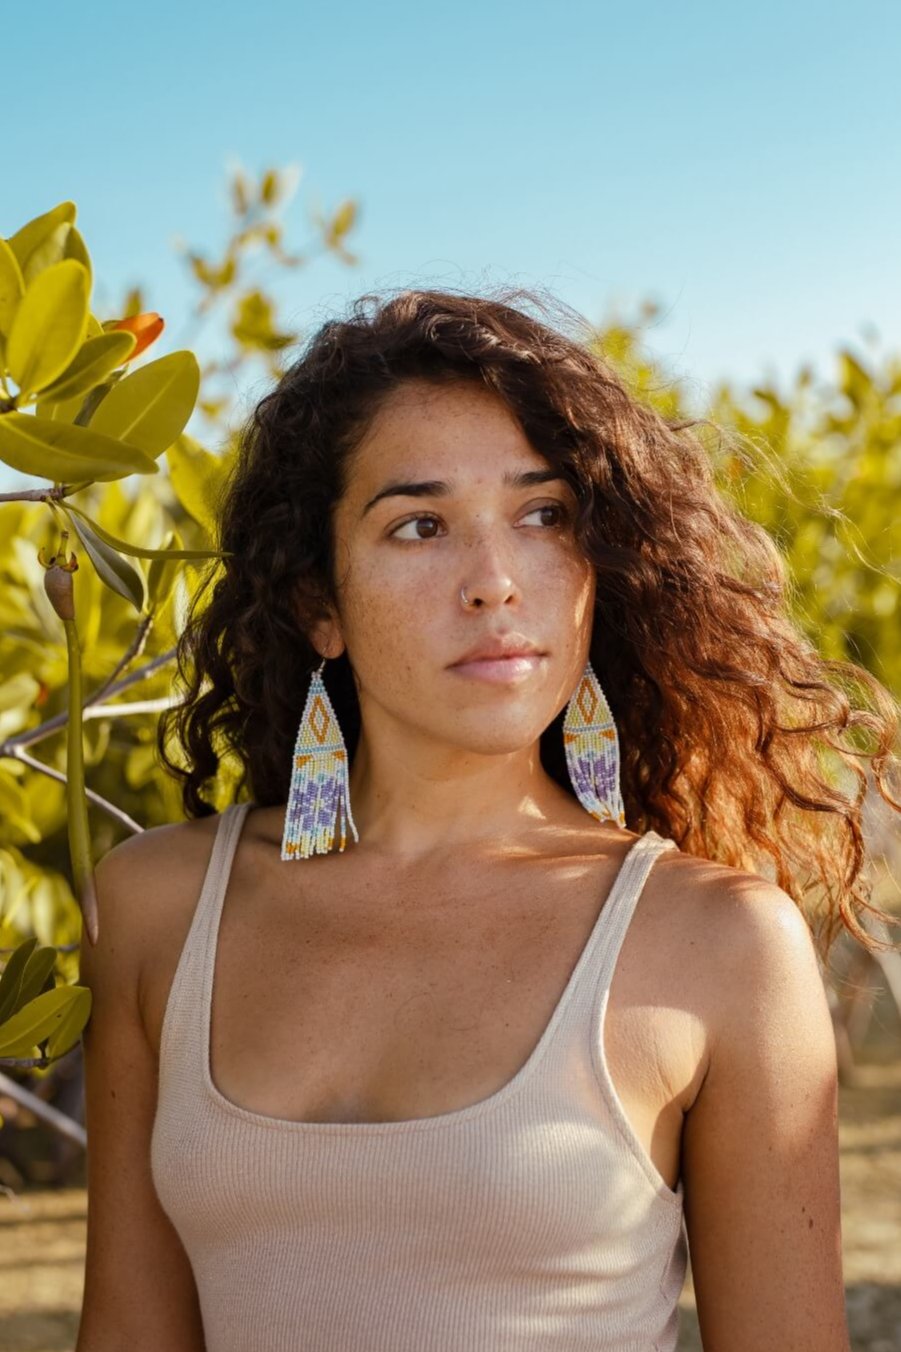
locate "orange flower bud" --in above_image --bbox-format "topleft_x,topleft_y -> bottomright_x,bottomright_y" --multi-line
105,312 -> 165,362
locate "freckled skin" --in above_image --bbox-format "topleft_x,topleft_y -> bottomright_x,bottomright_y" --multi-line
305,377 -> 599,858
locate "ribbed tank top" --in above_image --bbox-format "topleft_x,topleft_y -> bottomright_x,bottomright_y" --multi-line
150,801 -> 688,1351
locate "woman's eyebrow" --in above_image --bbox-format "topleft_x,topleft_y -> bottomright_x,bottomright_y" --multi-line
360,467 -> 567,517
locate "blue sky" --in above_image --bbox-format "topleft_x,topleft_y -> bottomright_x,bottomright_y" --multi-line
4,0 -> 899,489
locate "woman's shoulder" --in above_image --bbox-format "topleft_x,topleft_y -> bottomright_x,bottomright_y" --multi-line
629,843 -> 821,1119
106,808 -> 218,852
90,812 -> 228,992
645,842 -> 821,1049
662,845 -> 813,966
94,809 -> 223,909
645,833 -> 804,934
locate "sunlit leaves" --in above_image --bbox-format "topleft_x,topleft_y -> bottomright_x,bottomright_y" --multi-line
0,411 -> 159,482
0,237 -> 25,340
165,432 -> 231,535
87,349 -> 200,456
327,199 -> 356,246
188,252 -> 237,290
38,331 -> 137,404
839,351 -> 875,412
0,932 -> 90,1067
6,259 -> 91,397
9,942 -> 56,1011
65,508 -> 146,613
0,938 -> 42,1025
0,983 -> 91,1059
231,290 -> 294,352
6,200 -> 77,283
146,527 -> 186,608
61,500 -> 223,563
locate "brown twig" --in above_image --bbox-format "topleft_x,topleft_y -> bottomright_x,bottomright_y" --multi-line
0,644 -> 177,756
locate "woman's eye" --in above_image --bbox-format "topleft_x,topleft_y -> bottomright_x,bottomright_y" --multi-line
521,502 -> 571,529
389,514 -> 443,541
388,503 -> 571,542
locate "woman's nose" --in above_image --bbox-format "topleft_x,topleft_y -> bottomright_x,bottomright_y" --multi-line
456,531 -> 521,608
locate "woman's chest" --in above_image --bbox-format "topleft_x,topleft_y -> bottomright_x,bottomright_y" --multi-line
146,846 -> 711,1193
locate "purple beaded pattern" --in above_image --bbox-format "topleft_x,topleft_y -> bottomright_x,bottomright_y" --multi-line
281,668 -> 360,860
562,659 -> 626,828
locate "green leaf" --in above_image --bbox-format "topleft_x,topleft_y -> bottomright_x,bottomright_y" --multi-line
66,507 -> 147,612
39,331 -> 136,404
17,945 -> 58,1009
35,386 -> 95,425
7,260 -> 91,396
34,322 -> 104,420
89,350 -> 200,455
0,411 -> 159,482
62,224 -> 93,290
0,937 -> 38,1025
0,773 -> 41,844
147,528 -> 183,606
0,985 -> 82,1057
165,432 -> 230,535
839,351 -> 873,411
0,671 -> 41,714
231,290 -> 294,352
45,985 -> 91,1058
62,501 -> 226,561
7,201 -> 77,283
260,170 -> 280,205
0,237 -> 25,339
329,199 -> 357,243
230,169 -> 251,215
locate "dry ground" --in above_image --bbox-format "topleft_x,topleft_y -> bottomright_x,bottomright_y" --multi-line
0,1060 -> 898,1352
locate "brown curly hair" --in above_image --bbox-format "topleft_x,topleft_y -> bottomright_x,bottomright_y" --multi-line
156,285 -> 901,963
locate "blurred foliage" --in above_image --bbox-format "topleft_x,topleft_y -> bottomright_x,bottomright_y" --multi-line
143,158 -> 358,434
597,306 -> 900,687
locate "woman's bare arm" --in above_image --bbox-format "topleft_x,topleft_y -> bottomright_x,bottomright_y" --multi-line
682,878 -> 850,1351
76,834 -> 207,1352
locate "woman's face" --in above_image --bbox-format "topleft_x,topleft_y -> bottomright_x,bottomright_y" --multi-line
313,377 -> 597,759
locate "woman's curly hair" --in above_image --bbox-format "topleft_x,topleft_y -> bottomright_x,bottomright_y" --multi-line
157,285 -> 901,963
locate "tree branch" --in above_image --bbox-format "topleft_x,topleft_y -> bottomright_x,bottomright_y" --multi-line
6,747 -> 144,834
0,644 -> 177,756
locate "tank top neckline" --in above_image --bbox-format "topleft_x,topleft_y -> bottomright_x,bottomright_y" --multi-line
196,800 -> 678,1142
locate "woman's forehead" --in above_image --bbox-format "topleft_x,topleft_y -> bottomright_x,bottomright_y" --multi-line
361,377 -> 520,441
348,382 -> 549,484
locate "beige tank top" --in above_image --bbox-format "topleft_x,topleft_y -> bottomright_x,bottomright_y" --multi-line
151,801 -> 687,1351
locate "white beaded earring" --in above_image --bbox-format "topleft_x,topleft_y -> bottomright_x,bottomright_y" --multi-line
281,657 -> 359,859
562,659 -> 626,827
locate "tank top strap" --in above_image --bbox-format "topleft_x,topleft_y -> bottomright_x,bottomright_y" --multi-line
158,800 -> 254,1069
528,828 -> 679,1079
193,800 -> 254,980
587,830 -> 679,994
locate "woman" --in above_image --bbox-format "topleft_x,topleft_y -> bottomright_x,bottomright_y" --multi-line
76,287 -> 899,1351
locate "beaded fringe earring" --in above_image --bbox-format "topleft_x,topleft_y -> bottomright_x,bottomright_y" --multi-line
562,658 -> 626,828
281,657 -> 360,860
282,656 -> 624,859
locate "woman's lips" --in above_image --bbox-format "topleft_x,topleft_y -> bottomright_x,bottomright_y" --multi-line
448,654 -> 545,683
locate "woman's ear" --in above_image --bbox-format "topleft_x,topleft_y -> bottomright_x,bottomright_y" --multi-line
308,617 -> 346,662
292,584 -> 346,661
